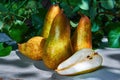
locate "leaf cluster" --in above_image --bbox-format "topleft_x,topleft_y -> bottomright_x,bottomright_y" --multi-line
0,0 -> 120,56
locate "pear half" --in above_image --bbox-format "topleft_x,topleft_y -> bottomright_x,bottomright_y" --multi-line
56,48 -> 103,76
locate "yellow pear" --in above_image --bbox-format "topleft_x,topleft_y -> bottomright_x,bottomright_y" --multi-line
18,36 -> 45,60
41,4 -> 61,38
71,15 -> 92,53
42,11 -> 73,70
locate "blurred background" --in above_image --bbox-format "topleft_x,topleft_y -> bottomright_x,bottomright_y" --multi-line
0,0 -> 120,57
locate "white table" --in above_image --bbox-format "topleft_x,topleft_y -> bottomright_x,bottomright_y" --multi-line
0,48 -> 120,80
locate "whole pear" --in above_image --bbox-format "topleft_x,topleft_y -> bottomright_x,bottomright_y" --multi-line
18,36 -> 45,60
41,4 -> 61,38
42,11 -> 73,69
71,15 -> 92,53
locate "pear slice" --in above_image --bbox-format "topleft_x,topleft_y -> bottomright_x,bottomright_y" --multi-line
57,48 -> 95,70
56,48 -> 103,76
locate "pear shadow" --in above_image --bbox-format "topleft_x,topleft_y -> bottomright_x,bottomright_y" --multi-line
0,58 -> 31,68
16,51 -> 53,71
107,54 -> 120,61
14,72 -> 38,78
51,66 -> 120,80
16,51 -> 35,63
0,72 -> 38,79
33,61 -> 53,71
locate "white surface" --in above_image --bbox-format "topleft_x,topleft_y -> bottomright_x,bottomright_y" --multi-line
0,48 -> 120,80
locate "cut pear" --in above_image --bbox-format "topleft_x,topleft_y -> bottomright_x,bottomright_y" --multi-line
56,48 -> 103,76
57,48 -> 95,70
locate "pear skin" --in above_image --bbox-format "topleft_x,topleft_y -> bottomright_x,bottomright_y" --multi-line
18,43 -> 26,55
71,15 -> 92,53
18,36 -> 45,60
43,11 -> 73,70
41,4 -> 61,38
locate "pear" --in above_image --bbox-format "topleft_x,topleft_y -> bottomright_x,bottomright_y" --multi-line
71,15 -> 92,53
41,4 -> 61,38
42,11 -> 73,70
56,48 -> 103,76
18,36 -> 45,60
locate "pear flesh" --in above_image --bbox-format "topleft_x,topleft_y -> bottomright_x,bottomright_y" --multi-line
56,48 -> 103,76
57,48 -> 95,70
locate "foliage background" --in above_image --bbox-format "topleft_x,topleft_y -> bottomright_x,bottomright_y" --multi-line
0,0 -> 120,56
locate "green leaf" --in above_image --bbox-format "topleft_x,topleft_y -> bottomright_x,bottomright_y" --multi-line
12,3 -> 18,10
31,14 -> 43,35
89,6 -> 97,20
89,0 -> 97,20
92,30 -> 104,48
70,21 -> 78,28
72,6 -> 80,13
9,29 -> 23,42
0,21 -> 4,31
68,0 -> 81,7
14,20 -> 24,25
38,8 -> 47,20
105,22 -> 120,35
32,14 -> 43,26
101,0 -> 115,9
0,43 -> 12,57
92,22 -> 100,32
0,3 -> 8,12
60,2 -> 73,17
68,0 -> 89,10
18,8 -> 25,16
9,20 -> 28,43
1,24 -> 11,34
108,27 -> 120,48
26,0 -> 37,12
0,43 -> 4,50
26,0 -> 37,8
78,0 -> 89,10
0,21 -> 11,33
